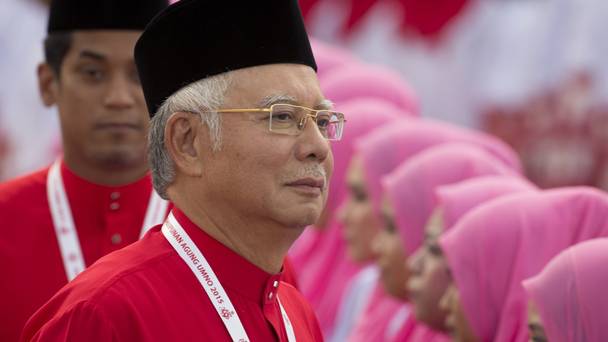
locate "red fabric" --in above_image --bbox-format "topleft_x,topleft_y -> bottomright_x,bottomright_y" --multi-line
398,0 -> 470,40
298,0 -> 321,22
343,0 -> 378,32
22,208 -> 324,341
335,0 -> 470,41
0,161 -> 160,342
281,256 -> 300,289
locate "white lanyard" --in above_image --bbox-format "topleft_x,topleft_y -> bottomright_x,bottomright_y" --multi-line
161,213 -> 296,342
47,159 -> 169,281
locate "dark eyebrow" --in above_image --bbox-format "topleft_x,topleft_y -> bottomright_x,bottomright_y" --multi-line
78,50 -> 106,61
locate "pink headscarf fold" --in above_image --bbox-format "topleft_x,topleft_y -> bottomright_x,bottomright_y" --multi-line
391,316 -> 451,342
356,119 -> 522,215
310,38 -> 359,82
321,63 -> 420,114
326,99 -> 412,220
383,143 -> 517,256
523,238 -> 608,342
440,187 -> 608,342
435,175 -> 537,231
289,98 -> 404,337
347,284 -> 405,342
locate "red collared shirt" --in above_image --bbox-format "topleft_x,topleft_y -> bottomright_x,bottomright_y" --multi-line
21,208 -> 324,341
0,161 -> 159,342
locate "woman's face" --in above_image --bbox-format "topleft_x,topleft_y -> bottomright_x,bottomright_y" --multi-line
440,283 -> 478,342
340,156 -> 382,263
407,208 -> 451,331
371,195 -> 409,300
527,300 -> 548,342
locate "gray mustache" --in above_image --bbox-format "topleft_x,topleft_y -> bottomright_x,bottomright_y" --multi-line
286,165 -> 328,188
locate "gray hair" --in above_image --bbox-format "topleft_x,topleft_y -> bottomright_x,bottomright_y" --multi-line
148,73 -> 232,199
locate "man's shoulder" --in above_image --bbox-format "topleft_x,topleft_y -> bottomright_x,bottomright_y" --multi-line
72,232 -> 175,299
0,167 -> 49,208
22,233 -> 199,340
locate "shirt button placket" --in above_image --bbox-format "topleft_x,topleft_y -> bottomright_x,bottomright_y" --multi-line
107,192 -> 122,249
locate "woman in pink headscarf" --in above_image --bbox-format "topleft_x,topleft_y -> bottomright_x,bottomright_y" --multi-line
340,119 -> 520,278
403,176 -> 536,340
321,63 -> 420,115
373,145 -> 519,342
439,187 -> 608,342
523,238 -> 608,342
352,119 -> 521,220
289,98 -> 407,338
340,121 -> 520,341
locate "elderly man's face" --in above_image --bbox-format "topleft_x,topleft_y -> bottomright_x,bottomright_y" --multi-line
199,64 -> 333,229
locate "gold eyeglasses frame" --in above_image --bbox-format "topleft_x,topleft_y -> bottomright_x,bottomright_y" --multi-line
198,103 -> 346,141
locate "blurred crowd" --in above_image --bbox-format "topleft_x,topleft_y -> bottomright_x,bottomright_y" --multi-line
289,37 -> 608,340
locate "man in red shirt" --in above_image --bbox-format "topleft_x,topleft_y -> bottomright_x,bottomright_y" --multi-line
0,1 -> 169,340
22,0 -> 341,341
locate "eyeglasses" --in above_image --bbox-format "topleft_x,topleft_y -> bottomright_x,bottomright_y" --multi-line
201,103 -> 345,141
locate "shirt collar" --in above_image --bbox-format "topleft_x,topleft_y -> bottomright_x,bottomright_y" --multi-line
171,207 -> 283,307
60,158 -> 152,199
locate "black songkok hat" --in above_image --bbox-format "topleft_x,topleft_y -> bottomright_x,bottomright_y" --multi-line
134,0 -> 317,117
47,0 -> 168,33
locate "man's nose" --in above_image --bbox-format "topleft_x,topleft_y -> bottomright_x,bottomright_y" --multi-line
103,74 -> 136,110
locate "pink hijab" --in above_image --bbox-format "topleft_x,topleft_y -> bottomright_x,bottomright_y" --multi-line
321,63 -> 420,114
383,144 -> 517,256
310,38 -> 359,82
523,238 -> 608,342
326,99 -> 413,218
440,187 -> 608,342
389,175 -> 534,342
435,175 -> 537,230
392,318 -> 451,342
356,119 -> 522,215
289,98 -> 405,336
347,284 -> 405,342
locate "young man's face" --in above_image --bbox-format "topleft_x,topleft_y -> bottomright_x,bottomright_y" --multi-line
40,31 -> 148,170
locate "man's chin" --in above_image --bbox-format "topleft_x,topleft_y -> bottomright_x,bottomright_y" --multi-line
91,148 -> 146,169
277,207 -> 322,229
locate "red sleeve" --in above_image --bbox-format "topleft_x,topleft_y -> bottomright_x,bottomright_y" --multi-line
22,301 -> 117,342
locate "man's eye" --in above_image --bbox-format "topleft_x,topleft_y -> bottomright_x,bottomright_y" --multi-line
80,67 -> 104,81
272,112 -> 296,122
317,117 -> 330,129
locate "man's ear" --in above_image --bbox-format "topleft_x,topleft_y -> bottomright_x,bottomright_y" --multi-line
165,112 -> 207,177
37,63 -> 58,107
